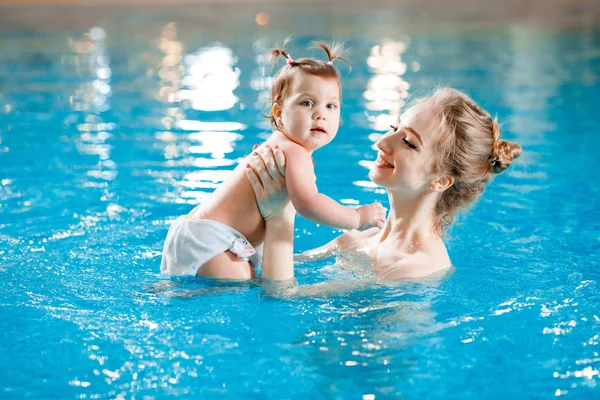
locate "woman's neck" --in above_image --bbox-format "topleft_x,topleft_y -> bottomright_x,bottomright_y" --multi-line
380,190 -> 440,251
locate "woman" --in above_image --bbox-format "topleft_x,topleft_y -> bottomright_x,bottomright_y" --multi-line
245,88 -> 522,284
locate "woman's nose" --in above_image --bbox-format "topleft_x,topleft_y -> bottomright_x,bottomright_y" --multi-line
376,134 -> 392,154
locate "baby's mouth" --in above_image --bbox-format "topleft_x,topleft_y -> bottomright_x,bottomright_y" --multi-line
310,127 -> 327,134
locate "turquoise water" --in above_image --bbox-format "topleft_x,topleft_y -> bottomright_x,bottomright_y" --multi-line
1,5 -> 599,399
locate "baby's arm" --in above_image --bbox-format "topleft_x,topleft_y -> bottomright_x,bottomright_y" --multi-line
284,144 -> 384,230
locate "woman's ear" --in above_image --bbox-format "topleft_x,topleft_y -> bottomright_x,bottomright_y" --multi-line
431,175 -> 454,192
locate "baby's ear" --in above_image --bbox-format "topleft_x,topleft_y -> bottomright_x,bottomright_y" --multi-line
272,103 -> 282,119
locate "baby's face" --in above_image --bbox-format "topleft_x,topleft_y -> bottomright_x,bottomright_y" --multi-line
276,72 -> 341,152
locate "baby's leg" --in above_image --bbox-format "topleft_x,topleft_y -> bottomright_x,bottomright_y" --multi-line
196,251 -> 256,280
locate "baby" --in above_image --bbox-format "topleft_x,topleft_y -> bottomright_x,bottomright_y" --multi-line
161,41 -> 386,279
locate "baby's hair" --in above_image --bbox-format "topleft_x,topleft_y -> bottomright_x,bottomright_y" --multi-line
265,39 -> 350,130
415,88 -> 522,235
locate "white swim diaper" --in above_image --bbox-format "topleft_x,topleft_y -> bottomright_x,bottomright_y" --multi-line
161,216 -> 261,276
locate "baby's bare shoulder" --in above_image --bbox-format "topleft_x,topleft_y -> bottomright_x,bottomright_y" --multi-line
268,134 -> 305,153
271,142 -> 311,167
276,140 -> 306,156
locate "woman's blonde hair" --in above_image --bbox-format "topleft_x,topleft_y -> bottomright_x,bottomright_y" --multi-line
266,39 -> 349,130
420,88 -> 523,234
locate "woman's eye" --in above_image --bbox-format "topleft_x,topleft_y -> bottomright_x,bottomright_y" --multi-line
301,100 -> 313,107
389,125 -> 398,132
403,138 -> 417,150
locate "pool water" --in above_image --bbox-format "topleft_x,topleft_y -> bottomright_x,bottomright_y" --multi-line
1,3 -> 599,399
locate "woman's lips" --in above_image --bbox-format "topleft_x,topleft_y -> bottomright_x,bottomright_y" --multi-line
375,156 -> 394,168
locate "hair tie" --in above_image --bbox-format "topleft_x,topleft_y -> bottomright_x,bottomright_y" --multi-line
327,60 -> 333,65
490,157 -> 499,167
286,54 -> 294,65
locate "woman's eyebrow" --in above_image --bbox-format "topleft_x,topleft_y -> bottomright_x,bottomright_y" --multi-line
406,126 -> 424,146
398,117 -> 424,146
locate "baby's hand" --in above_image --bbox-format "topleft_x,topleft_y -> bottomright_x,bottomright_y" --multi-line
357,202 -> 386,230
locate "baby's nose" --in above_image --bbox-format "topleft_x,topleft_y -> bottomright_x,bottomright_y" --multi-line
318,107 -> 329,118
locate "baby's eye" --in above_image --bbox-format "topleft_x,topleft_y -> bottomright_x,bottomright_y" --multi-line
403,137 -> 417,150
326,103 -> 338,110
300,100 -> 313,107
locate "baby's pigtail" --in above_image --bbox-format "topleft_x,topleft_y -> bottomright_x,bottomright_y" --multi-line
268,48 -> 289,64
269,36 -> 294,65
314,41 -> 351,71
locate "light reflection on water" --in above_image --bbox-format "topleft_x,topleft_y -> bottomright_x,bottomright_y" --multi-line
68,27 -> 118,206
364,40 -> 410,127
180,44 -> 240,112
68,27 -> 112,113
0,6 -> 599,399
150,26 -> 249,202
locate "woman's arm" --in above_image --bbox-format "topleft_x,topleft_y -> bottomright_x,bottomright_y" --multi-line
293,238 -> 338,262
245,145 -> 297,282
262,215 -> 295,281
294,226 -> 381,262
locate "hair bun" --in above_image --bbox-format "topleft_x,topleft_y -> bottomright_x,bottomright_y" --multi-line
492,139 -> 522,174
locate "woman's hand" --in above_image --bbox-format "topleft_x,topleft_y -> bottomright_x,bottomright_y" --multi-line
245,144 -> 295,221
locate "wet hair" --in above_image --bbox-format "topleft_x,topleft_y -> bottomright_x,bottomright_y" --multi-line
418,88 -> 523,235
266,39 -> 350,130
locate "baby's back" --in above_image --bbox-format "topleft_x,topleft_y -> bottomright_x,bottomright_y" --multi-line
188,161 -> 265,246
188,134 -> 294,247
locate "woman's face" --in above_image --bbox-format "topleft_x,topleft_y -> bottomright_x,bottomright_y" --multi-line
369,101 -> 441,195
